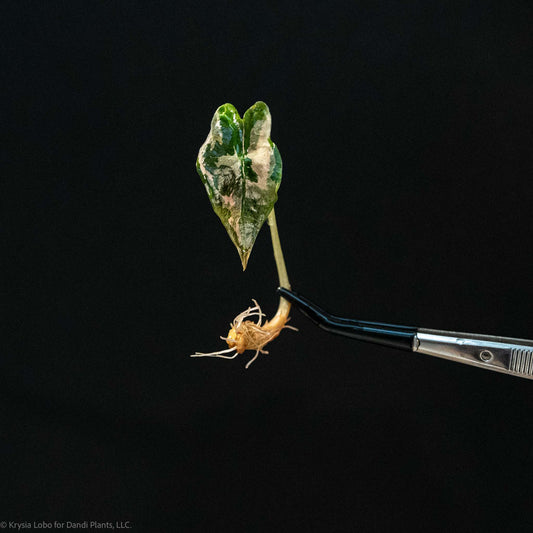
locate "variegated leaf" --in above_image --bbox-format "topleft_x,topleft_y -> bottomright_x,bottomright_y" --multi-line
196,102 -> 282,269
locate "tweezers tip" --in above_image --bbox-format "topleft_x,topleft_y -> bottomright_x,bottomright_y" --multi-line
277,287 -> 299,305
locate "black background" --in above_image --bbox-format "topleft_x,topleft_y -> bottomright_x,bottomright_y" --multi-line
3,1 -> 533,531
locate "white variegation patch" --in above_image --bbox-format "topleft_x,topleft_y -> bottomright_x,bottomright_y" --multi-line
247,116 -> 275,195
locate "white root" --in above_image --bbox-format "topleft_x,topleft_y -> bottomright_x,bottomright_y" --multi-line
232,299 -> 265,327
190,347 -> 238,359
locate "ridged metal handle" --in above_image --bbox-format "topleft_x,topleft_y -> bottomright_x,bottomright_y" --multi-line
413,329 -> 533,380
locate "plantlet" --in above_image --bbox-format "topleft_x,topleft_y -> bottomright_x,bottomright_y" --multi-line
191,102 -> 295,368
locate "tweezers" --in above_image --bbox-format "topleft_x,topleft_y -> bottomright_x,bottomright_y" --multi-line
277,287 -> 533,380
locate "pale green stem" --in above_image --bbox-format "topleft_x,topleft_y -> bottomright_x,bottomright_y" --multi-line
267,207 -> 291,319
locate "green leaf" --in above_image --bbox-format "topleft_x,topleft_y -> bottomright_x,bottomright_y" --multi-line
197,102 -> 282,269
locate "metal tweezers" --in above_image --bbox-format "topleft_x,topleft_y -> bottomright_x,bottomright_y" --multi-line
277,287 -> 533,380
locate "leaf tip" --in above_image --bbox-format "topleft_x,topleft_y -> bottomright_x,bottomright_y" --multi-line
240,250 -> 251,271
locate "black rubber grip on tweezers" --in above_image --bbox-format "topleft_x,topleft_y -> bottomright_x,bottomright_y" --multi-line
277,288 -> 417,352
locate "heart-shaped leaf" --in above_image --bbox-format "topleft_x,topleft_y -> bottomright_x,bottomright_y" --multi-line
196,101 -> 282,269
